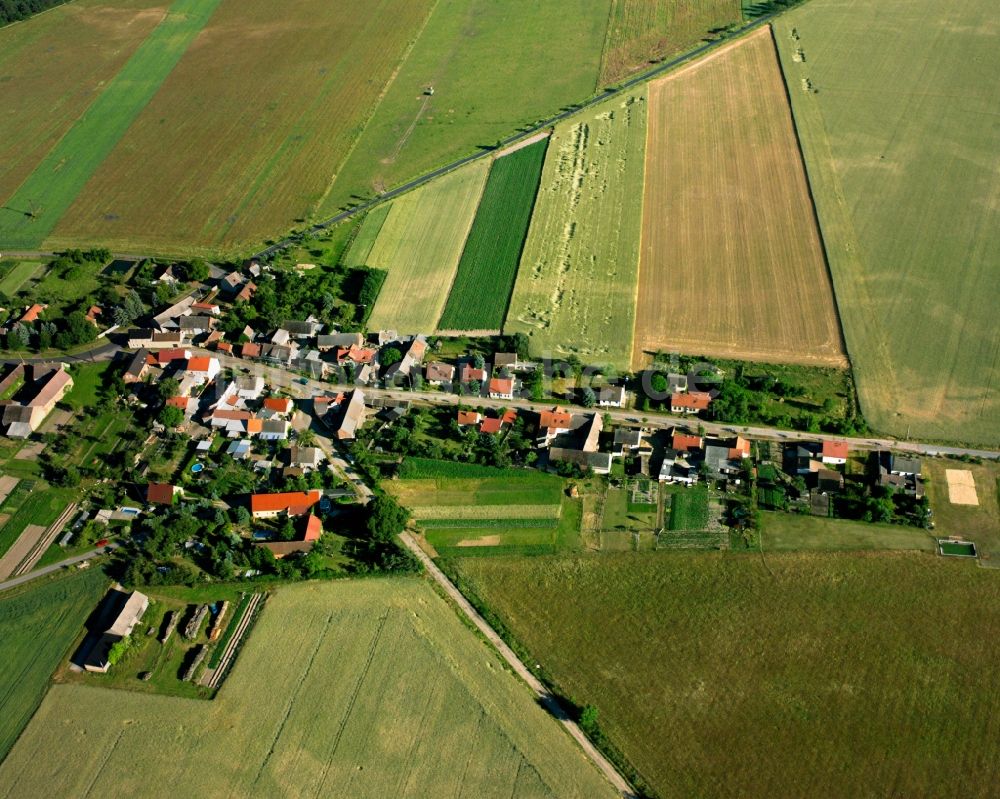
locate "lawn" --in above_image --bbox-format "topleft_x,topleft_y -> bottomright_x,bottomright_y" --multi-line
64,362 -> 113,410
48,0 -> 435,256
0,261 -> 43,296
357,162 -> 490,333
0,579 -> 618,798
0,568 -> 109,761
0,487 -> 76,560
316,0 -> 610,219
773,0 -> 1000,445
438,138 -> 549,332
761,510 -> 936,552
451,551 -> 1000,799
0,0 -> 223,249
924,457 -> 1000,562
633,27 -> 845,370
0,0 -> 165,205
506,89 -> 647,369
598,0 -> 742,85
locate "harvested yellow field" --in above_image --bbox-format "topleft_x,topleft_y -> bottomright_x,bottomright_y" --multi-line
0,0 -> 166,203
363,162 -> 489,333
632,28 -> 846,369
0,579 -> 617,798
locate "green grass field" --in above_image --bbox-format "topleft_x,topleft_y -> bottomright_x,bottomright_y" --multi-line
0,261 -> 43,296
0,568 -> 108,761
342,204 -> 392,269
316,0 -> 610,219
0,579 -> 618,798
761,511 -> 936,552
356,162 -> 489,332
0,0 -> 223,249
506,90 -> 647,368
924,458 -> 1000,561
0,487 -> 75,559
438,139 -> 548,331
773,0 -> 1000,445
452,551 -> 1000,798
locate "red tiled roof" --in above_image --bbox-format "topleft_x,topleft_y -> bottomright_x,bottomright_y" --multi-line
302,514 -> 323,542
822,440 -> 849,459
539,409 -> 571,429
489,377 -> 513,394
501,408 -> 517,425
479,418 -> 503,434
166,396 -> 188,409
19,304 -> 45,323
461,365 -> 486,382
241,343 -> 261,358
146,482 -> 176,505
457,410 -> 481,426
671,392 -> 711,410
246,418 -> 263,434
186,356 -> 214,373
251,490 -> 321,515
157,348 -> 188,365
217,342 -> 233,354
263,397 -> 293,413
729,436 -> 751,459
672,433 -> 703,452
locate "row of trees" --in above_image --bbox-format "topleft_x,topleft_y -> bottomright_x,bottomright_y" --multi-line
0,0 -> 66,24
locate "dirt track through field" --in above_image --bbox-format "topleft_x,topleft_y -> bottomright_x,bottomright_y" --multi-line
631,27 -> 846,369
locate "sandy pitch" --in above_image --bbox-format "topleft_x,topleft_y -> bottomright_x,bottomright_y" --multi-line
456,535 -> 502,547
945,469 -> 979,506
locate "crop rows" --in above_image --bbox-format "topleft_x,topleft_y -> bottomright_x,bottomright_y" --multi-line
410,503 -> 561,521
438,138 -> 548,331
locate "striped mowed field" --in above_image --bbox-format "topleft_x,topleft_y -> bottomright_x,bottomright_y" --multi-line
0,579 -> 618,799
360,162 -> 489,334
631,27 -> 846,370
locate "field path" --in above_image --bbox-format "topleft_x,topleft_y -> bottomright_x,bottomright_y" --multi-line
399,531 -> 638,798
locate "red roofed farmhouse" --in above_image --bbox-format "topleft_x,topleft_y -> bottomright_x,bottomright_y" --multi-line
250,490 -> 322,519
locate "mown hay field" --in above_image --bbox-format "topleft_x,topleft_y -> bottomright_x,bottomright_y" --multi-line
316,0 -> 611,219
48,0 -> 436,255
506,91 -> 647,369
451,551 -> 1000,799
438,138 -> 548,332
0,0 -> 223,250
0,0 -> 166,204
0,579 -> 618,798
760,510 -> 936,553
632,28 -> 846,370
773,0 -> 1000,445
359,162 -> 489,333
598,0 -> 741,85
0,569 -> 109,761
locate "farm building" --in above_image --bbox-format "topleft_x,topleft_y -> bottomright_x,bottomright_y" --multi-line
250,490 -> 322,519
670,392 -> 712,414
83,589 -> 150,674
488,377 -> 515,400
0,364 -> 74,438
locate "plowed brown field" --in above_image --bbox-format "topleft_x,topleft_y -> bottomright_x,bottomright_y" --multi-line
631,27 -> 846,370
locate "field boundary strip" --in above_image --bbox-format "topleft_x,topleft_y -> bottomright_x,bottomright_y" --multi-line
0,0 -> 225,249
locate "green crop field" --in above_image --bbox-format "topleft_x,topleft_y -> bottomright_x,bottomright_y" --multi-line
0,0 -> 223,249
761,511 -> 936,552
0,579 -> 617,798
438,138 -> 548,331
668,485 -> 709,530
316,0 -> 610,219
0,568 -> 109,761
0,0 -> 165,205
452,551 -> 1000,798
773,0 -> 1000,445
0,487 -> 75,559
598,0 -> 741,85
358,162 -> 489,333
0,261 -> 42,296
506,90 -> 647,369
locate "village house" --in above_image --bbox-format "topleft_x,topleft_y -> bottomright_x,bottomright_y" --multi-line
282,319 -> 323,338
190,300 -> 221,316
460,364 -> 486,385
457,410 -> 482,426
670,392 -> 712,414
146,482 -> 181,506
549,448 -> 612,475
659,451 -> 698,485
331,389 -> 366,440
488,376 -> 515,401
152,295 -> 196,331
821,440 -> 849,465
597,385 -> 627,408
262,397 -> 294,417
385,335 -> 427,383
234,375 -> 265,400
537,408 -> 572,447
425,361 -> 455,387
671,430 -> 704,453
179,315 -> 216,336
255,513 -> 323,559
317,333 -> 364,351
250,489 -> 322,519
479,409 -> 516,435
127,329 -> 187,349
19,303 -> 46,323
259,419 -> 290,441
288,446 -> 324,472
0,364 -> 74,438
182,356 -> 221,386
123,349 -> 151,384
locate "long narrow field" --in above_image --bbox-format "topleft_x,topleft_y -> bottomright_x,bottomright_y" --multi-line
598,0 -> 742,85
358,162 -> 489,333
0,0 -> 166,204
438,138 -> 548,332
506,91 -> 647,369
0,0 -> 223,249
315,0 -> 611,219
0,579 -> 618,798
48,0 -> 435,255
450,551 -> 1000,799
0,569 -> 109,761
632,28 -> 846,370
773,0 -> 1000,445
